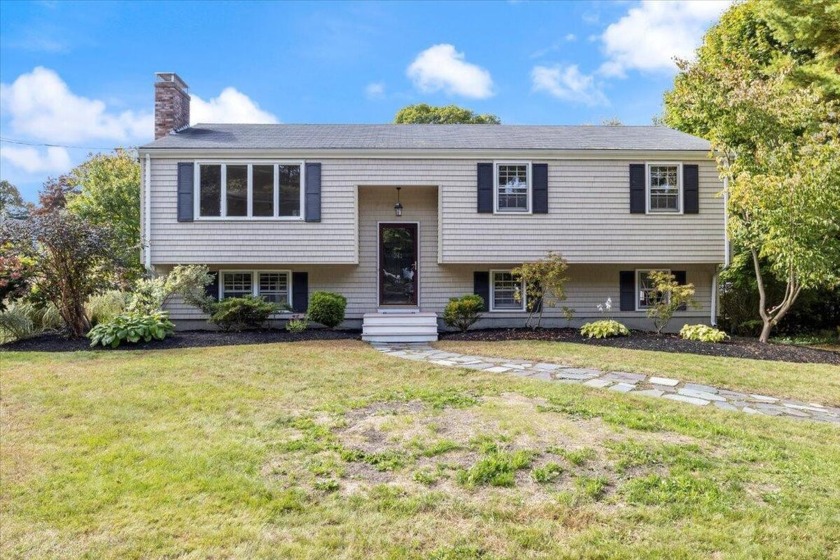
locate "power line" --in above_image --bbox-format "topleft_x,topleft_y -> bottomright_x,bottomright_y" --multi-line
0,137 -> 133,151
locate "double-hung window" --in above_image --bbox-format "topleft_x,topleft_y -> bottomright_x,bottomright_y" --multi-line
220,270 -> 291,309
490,270 -> 526,311
197,162 -> 303,219
495,163 -> 531,213
636,269 -> 670,310
258,272 -> 290,307
222,272 -> 253,299
647,163 -> 682,213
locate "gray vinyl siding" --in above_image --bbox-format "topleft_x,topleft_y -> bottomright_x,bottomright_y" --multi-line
162,262 -> 717,331
144,156 -> 724,266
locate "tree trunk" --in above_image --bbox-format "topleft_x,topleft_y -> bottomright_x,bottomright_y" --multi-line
759,320 -> 774,343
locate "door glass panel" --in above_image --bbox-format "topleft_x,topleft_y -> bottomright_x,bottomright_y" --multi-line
381,225 -> 417,305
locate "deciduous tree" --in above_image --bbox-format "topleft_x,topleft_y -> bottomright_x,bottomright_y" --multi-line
394,103 -> 500,124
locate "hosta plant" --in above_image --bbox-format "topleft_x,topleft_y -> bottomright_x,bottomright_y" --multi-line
680,324 -> 729,343
88,311 -> 174,348
580,320 -> 630,339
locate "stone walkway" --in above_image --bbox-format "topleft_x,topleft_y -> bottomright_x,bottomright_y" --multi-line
372,343 -> 840,425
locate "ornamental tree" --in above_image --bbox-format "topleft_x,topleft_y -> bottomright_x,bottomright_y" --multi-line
512,252 -> 569,329
645,270 -> 697,335
2,211 -> 119,337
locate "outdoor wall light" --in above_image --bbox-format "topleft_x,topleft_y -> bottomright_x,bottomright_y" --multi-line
394,187 -> 403,217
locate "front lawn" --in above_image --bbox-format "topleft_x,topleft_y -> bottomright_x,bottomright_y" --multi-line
2,341 -> 839,559
436,340 -> 840,407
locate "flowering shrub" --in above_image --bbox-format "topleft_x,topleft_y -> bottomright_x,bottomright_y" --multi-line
580,320 -> 630,339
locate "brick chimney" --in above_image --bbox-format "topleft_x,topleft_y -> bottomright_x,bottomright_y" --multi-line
154,72 -> 190,139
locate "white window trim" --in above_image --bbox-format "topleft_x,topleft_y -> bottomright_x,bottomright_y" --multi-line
489,269 -> 526,312
645,162 -> 683,215
493,161 -> 532,215
635,268 -> 671,312
219,269 -> 293,313
195,161 -> 305,221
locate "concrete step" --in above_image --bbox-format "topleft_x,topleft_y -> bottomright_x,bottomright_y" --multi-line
362,333 -> 439,343
362,312 -> 439,343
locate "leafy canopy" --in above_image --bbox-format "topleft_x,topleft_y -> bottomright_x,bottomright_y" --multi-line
663,0 -> 840,342
394,103 -> 500,124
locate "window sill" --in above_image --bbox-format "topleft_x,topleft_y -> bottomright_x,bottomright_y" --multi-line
194,217 -> 305,222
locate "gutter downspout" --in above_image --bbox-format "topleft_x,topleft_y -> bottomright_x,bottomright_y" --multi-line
711,273 -> 718,326
723,175 -> 730,268
144,153 -> 152,270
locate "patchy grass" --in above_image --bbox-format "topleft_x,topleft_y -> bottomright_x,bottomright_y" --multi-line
2,340 -> 840,559
436,340 -> 840,406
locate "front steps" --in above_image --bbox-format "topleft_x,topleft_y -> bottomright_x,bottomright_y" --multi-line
362,312 -> 439,343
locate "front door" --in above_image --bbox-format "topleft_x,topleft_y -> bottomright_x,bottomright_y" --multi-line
379,223 -> 418,306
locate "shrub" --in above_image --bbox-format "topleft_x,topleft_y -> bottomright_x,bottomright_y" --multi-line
442,294 -> 484,332
128,265 -> 214,315
0,303 -> 36,344
209,296 -> 278,332
87,311 -> 174,348
85,290 -> 128,326
307,292 -> 346,328
680,324 -> 729,343
645,270 -> 697,334
285,314 -> 308,333
580,320 -> 630,339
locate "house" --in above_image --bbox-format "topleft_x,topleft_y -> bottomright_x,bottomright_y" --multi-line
140,73 -> 727,341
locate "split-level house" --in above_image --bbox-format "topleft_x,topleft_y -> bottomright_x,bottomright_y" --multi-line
140,73 -> 727,342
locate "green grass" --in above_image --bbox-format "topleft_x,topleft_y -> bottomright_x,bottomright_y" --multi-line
436,340 -> 840,406
2,340 -> 840,559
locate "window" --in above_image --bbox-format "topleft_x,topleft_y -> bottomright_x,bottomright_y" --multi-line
258,272 -> 289,306
222,272 -> 253,299
490,270 -> 526,311
219,270 -> 292,310
636,269 -> 670,310
197,162 -> 303,219
199,164 -> 222,216
648,164 -> 681,213
495,163 -> 530,213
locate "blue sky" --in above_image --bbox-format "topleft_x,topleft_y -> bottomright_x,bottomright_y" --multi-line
0,0 -> 729,201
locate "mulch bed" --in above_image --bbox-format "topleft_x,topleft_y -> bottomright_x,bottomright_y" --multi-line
0,329 -> 360,353
440,328 -> 840,365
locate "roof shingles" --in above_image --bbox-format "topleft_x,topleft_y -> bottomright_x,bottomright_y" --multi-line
142,124 -> 710,151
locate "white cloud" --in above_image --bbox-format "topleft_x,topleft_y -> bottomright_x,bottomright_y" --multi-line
365,82 -> 385,99
565,33 -> 577,42
0,145 -> 71,174
407,44 -> 494,99
599,0 -> 730,77
531,64 -> 608,106
190,87 -> 278,124
0,66 -> 152,143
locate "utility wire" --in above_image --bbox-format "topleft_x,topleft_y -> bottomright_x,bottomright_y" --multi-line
0,137 -> 133,151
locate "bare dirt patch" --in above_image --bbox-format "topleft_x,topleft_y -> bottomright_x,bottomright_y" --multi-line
266,392 -> 713,505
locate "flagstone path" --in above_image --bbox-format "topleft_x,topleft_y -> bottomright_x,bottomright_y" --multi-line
371,343 -> 840,425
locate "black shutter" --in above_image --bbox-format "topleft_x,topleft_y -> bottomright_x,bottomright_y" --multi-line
205,271 -> 219,302
673,271 -> 687,311
177,162 -> 194,222
683,164 -> 699,214
620,271 -> 635,311
532,163 -> 548,214
473,271 -> 490,311
629,164 -> 646,214
305,163 -> 321,222
477,163 -> 493,213
292,272 -> 309,313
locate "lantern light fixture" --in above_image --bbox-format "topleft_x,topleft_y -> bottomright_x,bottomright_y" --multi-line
394,187 -> 403,217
